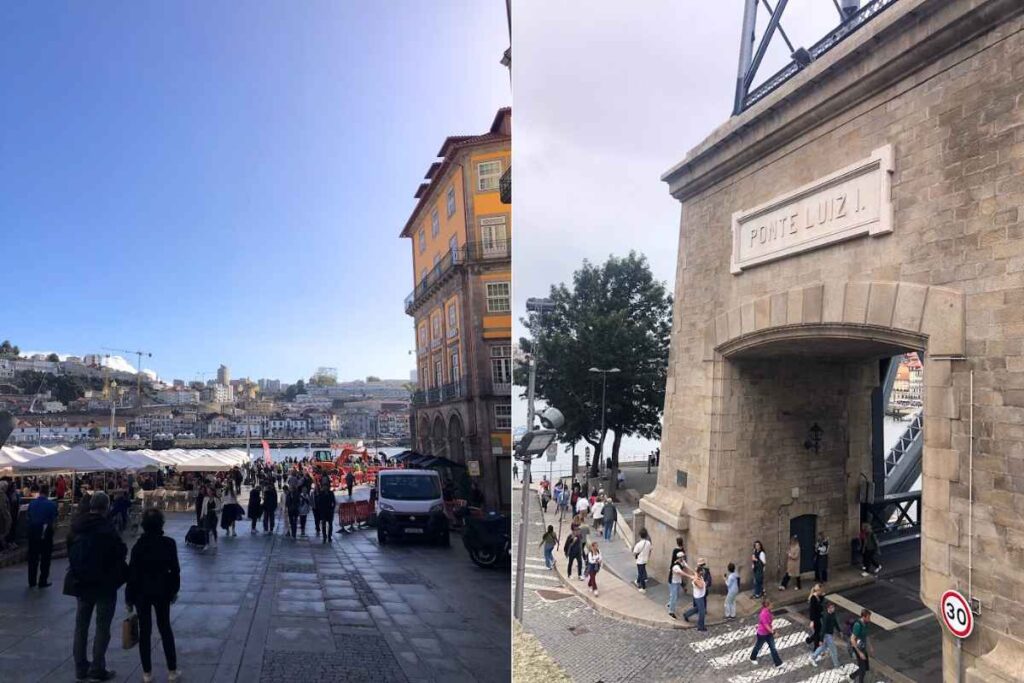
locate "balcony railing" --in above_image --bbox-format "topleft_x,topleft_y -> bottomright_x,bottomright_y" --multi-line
411,377 -> 468,406
499,166 -> 511,204
405,239 -> 511,314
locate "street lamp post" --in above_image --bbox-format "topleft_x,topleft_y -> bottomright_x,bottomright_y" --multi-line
588,367 -> 620,480
109,380 -> 118,450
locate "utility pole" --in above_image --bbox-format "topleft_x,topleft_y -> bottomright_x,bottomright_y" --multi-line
513,358 -> 536,623
109,380 -> 118,449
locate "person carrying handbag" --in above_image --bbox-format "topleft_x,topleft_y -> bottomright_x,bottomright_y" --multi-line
126,508 -> 181,683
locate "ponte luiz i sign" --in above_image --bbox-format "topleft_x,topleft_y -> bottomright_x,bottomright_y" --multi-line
731,145 -> 894,274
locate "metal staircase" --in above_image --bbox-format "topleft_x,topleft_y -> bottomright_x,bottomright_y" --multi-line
884,411 -> 923,494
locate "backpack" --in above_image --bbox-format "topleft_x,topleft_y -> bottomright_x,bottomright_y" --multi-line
69,532 -> 105,585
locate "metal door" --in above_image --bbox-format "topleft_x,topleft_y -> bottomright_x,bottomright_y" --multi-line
790,514 -> 817,574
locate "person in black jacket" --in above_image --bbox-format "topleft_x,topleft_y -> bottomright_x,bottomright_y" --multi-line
262,481 -> 278,534
316,485 -> 336,543
285,485 -> 300,539
806,584 -> 825,650
67,491 -> 128,683
247,485 -> 263,535
126,509 -> 180,682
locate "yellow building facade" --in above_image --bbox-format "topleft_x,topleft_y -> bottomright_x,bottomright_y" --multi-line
401,108 -> 511,510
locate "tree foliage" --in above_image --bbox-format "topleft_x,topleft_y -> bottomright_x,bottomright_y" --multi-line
516,252 -> 672,489
0,340 -> 19,359
46,353 -> 60,362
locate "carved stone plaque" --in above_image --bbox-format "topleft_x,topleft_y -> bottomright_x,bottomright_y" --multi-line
731,145 -> 894,274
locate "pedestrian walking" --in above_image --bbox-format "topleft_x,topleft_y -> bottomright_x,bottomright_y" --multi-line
285,485 -> 300,538
860,523 -> 881,576
194,485 -> 205,528
311,481 -> 322,538
586,541 -> 602,596
512,463 -> 519,482
202,486 -> 220,547
67,492 -> 128,682
5,480 -> 20,548
539,525 -> 558,570
574,493 -> 589,517
298,486 -> 311,536
724,562 -> 740,619
813,531 -> 830,582
247,485 -> 263,535
221,484 -> 239,537
749,598 -> 784,668
591,496 -> 604,529
809,601 -> 841,669
668,537 -> 687,587
682,559 -> 708,631
601,499 -> 616,540
0,482 -> 15,553
27,484 -> 58,588
850,609 -> 874,682
125,509 -> 180,683
565,529 -> 584,580
806,584 -> 825,649
316,485 -> 336,543
667,554 -> 685,619
633,528 -> 652,593
779,535 -> 802,590
262,482 -> 278,534
751,540 -> 767,598
345,470 -> 355,500
540,487 -> 551,513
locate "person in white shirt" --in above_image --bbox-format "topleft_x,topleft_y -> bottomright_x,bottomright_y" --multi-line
586,541 -> 603,596
682,558 -> 709,631
591,497 -> 605,528
575,495 -> 590,516
633,528 -> 652,593
667,556 -> 686,618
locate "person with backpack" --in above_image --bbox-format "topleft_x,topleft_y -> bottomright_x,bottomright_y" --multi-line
850,609 -> 874,682
67,491 -> 128,683
601,500 -> 617,540
125,509 -> 180,683
809,601 -> 841,669
682,558 -> 709,631
262,481 -> 278,534
748,597 -> 783,668
860,523 -> 881,576
751,540 -> 767,599
316,484 -> 336,543
813,531 -> 830,582
565,528 -> 584,580
632,528 -> 652,593
247,484 -> 263,535
539,525 -> 558,570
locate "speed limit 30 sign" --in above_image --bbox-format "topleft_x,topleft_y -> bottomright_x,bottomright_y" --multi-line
940,589 -> 973,639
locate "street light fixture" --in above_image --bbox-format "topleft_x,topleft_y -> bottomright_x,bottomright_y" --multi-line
589,368 -> 620,474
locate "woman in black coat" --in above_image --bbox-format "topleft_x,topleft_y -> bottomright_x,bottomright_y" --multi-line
247,485 -> 263,535
126,508 -> 180,682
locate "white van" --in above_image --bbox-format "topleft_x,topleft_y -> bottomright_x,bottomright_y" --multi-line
376,469 -> 449,546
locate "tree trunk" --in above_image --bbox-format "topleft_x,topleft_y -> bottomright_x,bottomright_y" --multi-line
588,429 -> 606,478
608,430 -> 624,498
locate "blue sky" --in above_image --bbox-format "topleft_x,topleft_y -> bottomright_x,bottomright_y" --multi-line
1,2 -> 509,384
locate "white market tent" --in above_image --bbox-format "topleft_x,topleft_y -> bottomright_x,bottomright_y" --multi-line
13,446 -> 122,473
4,445 -> 249,474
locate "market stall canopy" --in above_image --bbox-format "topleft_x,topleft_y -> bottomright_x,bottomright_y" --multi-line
12,446 -> 123,473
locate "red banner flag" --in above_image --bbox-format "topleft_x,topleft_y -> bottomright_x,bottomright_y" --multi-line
262,440 -> 272,465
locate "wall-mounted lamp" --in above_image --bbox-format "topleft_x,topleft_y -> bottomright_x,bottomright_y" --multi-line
804,423 -> 823,455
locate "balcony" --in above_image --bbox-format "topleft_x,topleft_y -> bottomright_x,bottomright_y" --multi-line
405,239 -> 511,314
499,166 -> 511,204
411,377 -> 468,407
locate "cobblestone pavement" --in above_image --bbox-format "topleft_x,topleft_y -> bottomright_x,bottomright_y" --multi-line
0,510 -> 509,682
515,492 -> 885,683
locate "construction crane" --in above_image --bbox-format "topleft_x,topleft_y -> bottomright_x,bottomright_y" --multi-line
102,347 -> 153,408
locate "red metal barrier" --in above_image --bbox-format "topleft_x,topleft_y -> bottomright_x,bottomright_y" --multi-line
338,502 -> 357,526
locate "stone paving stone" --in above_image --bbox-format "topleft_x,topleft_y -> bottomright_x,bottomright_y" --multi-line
324,597 -> 363,611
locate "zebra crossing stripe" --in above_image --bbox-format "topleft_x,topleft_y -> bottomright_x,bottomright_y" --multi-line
690,619 -> 791,653
725,646 -> 845,683
798,663 -> 858,683
710,631 -> 809,670
525,572 -> 558,581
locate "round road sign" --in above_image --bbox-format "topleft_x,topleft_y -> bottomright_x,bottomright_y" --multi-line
940,589 -> 973,639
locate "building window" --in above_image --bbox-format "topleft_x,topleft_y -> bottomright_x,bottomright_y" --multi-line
418,228 -> 426,254
431,209 -> 440,238
446,186 -> 456,217
418,325 -> 428,351
495,404 -> 511,430
486,282 -> 510,313
450,350 -> 460,382
449,235 -> 459,262
434,360 -> 443,388
480,216 -> 509,258
478,160 -> 503,191
491,344 -> 511,387
432,312 -> 442,339
447,302 -> 458,334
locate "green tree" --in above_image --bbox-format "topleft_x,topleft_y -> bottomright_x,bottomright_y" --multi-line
366,375 -> 381,382
0,340 -> 19,359
46,353 -> 60,362
516,252 -> 672,496
88,426 -> 101,439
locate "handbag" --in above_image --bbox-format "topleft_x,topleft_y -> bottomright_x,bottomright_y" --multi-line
62,568 -> 81,597
122,609 -> 139,649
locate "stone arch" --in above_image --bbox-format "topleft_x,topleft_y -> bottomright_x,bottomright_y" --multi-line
643,280 -> 965,617
447,413 -> 465,464
431,415 -> 448,459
